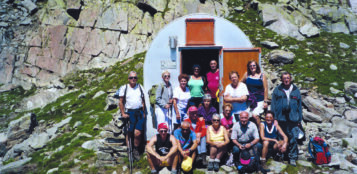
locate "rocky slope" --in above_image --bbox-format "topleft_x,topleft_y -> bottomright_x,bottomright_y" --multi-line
0,0 -> 357,173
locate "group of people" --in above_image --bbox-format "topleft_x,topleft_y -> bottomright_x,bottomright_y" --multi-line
117,60 -> 302,174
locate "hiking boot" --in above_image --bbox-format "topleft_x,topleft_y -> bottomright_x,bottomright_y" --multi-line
213,161 -> 220,172
133,148 -> 140,161
207,162 -> 214,171
201,154 -> 207,166
290,159 -> 297,167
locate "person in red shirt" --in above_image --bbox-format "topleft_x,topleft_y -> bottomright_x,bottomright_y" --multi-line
184,106 -> 207,166
206,60 -> 220,111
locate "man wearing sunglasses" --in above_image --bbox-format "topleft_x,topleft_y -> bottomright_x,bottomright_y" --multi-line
119,71 -> 146,161
146,122 -> 178,174
174,121 -> 198,172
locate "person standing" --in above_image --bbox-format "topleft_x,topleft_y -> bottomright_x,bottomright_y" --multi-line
188,64 -> 206,107
173,74 -> 191,129
223,71 -> 249,118
155,70 -> 174,130
271,72 -> 302,167
119,71 -> 146,160
241,60 -> 268,127
206,60 -> 220,110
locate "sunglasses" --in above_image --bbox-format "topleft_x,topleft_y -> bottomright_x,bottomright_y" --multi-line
194,68 -> 200,71
182,128 -> 190,132
212,119 -> 220,122
129,76 -> 137,80
159,130 -> 168,133
249,65 -> 256,67
164,75 -> 170,78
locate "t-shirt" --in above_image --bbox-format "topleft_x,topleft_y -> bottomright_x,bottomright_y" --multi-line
283,85 -> 293,104
224,83 -> 249,114
188,77 -> 204,98
231,121 -> 259,144
119,84 -> 143,109
174,128 -> 197,150
173,86 -> 191,110
220,113 -> 236,130
207,70 -> 219,98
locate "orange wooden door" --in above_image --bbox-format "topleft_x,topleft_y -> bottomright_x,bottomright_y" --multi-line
220,48 -> 261,93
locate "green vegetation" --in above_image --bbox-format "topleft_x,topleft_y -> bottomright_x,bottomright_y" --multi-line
342,139 -> 349,148
227,0 -> 357,96
0,86 -> 36,116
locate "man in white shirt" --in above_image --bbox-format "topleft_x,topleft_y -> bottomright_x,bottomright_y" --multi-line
119,71 -> 146,161
223,71 -> 249,118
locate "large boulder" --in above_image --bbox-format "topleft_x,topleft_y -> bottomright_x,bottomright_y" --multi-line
329,117 -> 357,138
344,109 -> 357,123
303,109 -> 323,122
0,158 -> 32,174
18,88 -> 69,111
268,50 -> 295,64
5,113 -> 37,148
302,96 -> 341,121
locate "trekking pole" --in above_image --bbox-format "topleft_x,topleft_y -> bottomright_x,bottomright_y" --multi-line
126,118 -> 133,174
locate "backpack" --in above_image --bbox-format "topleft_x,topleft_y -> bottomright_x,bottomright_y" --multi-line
236,147 -> 259,173
116,84 -> 145,118
148,84 -> 164,128
308,136 -> 331,165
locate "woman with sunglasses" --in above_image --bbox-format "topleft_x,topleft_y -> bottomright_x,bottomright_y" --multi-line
241,60 -> 268,127
173,74 -> 191,129
188,64 -> 207,107
206,114 -> 230,171
198,93 -> 217,126
155,70 -> 174,130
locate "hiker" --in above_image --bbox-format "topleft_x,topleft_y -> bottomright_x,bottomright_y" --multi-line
260,111 -> 288,167
241,60 -> 268,127
173,74 -> 191,129
174,121 -> 198,172
146,122 -> 178,174
231,111 -> 262,163
271,71 -> 302,166
206,114 -> 230,171
155,70 -> 174,131
119,71 -> 146,160
188,64 -> 206,107
206,60 -> 220,111
220,103 -> 236,137
197,94 -> 217,125
223,71 -> 249,118
183,106 -> 208,166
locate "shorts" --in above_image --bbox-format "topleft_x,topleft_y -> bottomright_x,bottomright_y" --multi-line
125,108 -> 146,133
248,101 -> 264,116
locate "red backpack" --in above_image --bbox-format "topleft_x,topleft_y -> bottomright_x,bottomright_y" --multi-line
308,137 -> 331,165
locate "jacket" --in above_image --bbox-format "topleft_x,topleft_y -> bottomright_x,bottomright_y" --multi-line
184,117 -> 207,137
271,83 -> 302,123
155,82 -> 173,108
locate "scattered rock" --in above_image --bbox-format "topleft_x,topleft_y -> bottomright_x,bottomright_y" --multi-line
267,160 -> 287,173
260,41 -> 279,49
93,91 -> 105,99
234,7 -> 244,13
0,158 -> 32,173
46,168 -> 59,174
336,97 -> 346,104
268,50 -> 295,64
82,139 -> 104,151
20,0 -> 37,14
340,42 -> 350,49
345,82 -> 357,95
221,165 -> 233,172
303,109 -> 323,122
78,92 -> 87,99
330,64 -> 338,70
299,22 -> 320,37
330,87 -> 342,94
297,160 -> 312,168
303,96 -> 341,121
344,110 -> 357,123
74,121 -> 82,128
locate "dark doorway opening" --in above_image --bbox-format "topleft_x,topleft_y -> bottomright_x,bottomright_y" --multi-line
181,49 -> 220,76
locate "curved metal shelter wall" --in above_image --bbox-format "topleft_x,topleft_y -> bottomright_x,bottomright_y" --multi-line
143,13 -> 253,139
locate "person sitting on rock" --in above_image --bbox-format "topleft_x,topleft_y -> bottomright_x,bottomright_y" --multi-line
206,114 -> 230,171
146,122 -> 178,174
183,106 -> 208,166
260,111 -> 288,168
174,121 -> 198,172
231,111 -> 262,164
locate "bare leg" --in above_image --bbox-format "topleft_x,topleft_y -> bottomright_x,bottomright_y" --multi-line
147,153 -> 157,170
216,145 -> 226,160
210,146 -> 218,159
262,140 -> 269,159
171,152 -> 179,170
134,129 -> 141,147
